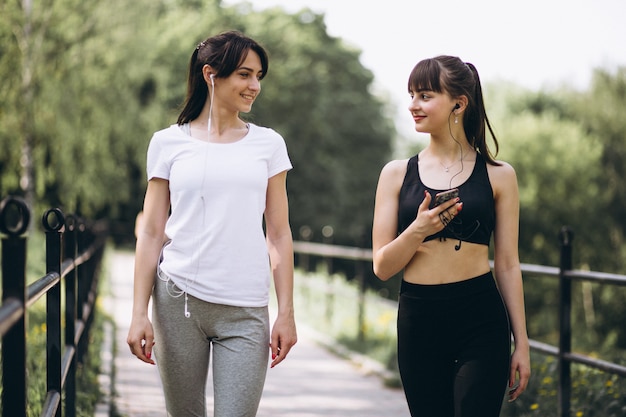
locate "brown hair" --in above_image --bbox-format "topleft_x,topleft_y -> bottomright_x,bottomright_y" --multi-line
177,31 -> 269,125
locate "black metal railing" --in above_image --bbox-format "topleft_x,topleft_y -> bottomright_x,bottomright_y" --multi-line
293,225 -> 626,417
0,196 -> 108,417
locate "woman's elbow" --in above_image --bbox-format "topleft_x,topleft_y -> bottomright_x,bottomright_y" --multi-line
373,261 -> 394,281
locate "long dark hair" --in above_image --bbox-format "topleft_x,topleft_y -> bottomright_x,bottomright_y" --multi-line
177,30 -> 269,125
408,55 -> 500,165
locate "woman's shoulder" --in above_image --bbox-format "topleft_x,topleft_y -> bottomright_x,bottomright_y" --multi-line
149,124 -> 189,147
248,123 -> 280,137
487,159 -> 518,194
487,159 -> 516,177
246,124 -> 291,154
378,158 -> 410,183
151,124 -> 185,141
382,158 -> 410,173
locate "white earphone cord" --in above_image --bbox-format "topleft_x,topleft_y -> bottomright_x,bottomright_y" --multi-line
208,75 -> 215,135
157,75 -> 215,318
448,112 -> 464,190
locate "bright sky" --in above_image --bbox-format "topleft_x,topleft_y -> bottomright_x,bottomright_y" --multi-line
225,0 -> 626,138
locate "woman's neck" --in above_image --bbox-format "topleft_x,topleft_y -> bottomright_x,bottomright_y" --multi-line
188,113 -> 248,143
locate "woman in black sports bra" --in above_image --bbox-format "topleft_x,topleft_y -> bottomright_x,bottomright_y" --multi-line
372,56 -> 530,416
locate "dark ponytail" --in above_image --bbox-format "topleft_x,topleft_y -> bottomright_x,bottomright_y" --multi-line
464,62 -> 499,164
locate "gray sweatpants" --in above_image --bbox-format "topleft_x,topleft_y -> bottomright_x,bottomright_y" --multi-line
152,276 -> 270,417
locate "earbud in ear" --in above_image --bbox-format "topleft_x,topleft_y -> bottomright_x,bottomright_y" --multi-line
454,103 -> 460,110
210,73 -> 215,80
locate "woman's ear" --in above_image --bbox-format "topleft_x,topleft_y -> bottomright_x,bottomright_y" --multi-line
455,95 -> 469,113
202,64 -> 215,83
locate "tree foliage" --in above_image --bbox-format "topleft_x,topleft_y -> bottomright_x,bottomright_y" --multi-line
0,0 -> 168,221
0,0 -> 393,245
487,72 -> 626,352
491,72 -> 626,275
231,6 -> 394,244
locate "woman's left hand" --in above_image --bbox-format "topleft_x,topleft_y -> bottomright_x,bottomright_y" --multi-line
269,314 -> 297,368
508,344 -> 531,401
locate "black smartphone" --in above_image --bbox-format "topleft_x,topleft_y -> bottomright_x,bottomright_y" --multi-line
433,188 -> 459,207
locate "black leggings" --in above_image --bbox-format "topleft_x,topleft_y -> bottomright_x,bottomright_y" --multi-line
397,272 -> 510,417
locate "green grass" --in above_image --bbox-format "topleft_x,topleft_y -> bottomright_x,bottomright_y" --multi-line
503,353 -> 626,417
290,268 -> 401,386
0,301 -> 108,417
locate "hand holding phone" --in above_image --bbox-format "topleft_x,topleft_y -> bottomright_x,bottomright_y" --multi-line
433,188 -> 459,207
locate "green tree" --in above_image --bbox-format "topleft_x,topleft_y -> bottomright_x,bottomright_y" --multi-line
570,68 -> 626,350
478,84 -> 600,345
0,0 -> 44,210
489,84 -> 603,268
573,67 -> 626,272
489,77 -> 626,354
0,0 -> 165,221
232,5 -> 394,245
1,0 -> 394,248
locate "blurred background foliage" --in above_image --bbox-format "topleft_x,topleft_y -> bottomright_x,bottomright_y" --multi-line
1,0 -> 625,383
0,0 -> 393,247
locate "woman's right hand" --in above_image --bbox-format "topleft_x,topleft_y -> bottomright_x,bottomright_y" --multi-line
127,315 -> 156,365
412,191 -> 462,236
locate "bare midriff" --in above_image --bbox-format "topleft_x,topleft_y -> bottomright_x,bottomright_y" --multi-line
403,239 -> 491,285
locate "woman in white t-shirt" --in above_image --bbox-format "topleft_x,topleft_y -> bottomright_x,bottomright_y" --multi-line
127,30 -> 297,417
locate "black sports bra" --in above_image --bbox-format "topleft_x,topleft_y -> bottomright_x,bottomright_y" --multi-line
397,153 -> 495,247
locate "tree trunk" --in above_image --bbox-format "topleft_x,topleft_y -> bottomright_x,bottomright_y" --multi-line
19,0 -> 36,213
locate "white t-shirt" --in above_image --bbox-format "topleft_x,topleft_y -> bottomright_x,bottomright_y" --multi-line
146,123 -> 292,307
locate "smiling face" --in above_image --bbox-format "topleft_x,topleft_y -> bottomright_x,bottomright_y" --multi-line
212,50 -> 264,114
408,89 -> 457,135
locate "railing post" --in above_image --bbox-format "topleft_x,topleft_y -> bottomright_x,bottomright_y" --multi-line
356,256 -> 366,344
43,208 -> 65,417
299,226 -> 312,307
558,226 -> 574,417
76,219 -> 90,363
0,196 -> 31,417
355,231 -> 367,344
298,226 -> 312,272
64,215 -> 78,417
322,226 -> 334,324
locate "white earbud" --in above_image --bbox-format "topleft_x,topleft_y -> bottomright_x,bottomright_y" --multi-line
184,294 -> 191,318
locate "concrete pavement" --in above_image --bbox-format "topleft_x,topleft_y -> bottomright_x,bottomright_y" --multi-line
100,250 -> 410,417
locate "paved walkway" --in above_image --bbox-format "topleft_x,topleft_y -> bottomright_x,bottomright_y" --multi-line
102,250 -> 410,417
